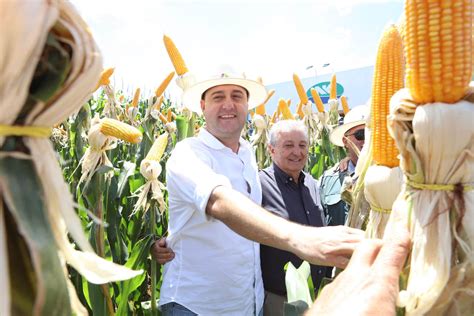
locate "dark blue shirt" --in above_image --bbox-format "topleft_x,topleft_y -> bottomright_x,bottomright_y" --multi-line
259,163 -> 327,296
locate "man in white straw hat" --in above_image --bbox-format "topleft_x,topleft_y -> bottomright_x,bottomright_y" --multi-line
320,105 -> 368,227
153,70 -> 364,316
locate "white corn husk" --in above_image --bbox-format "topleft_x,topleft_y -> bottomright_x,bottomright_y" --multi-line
78,116 -> 115,186
132,160 -> 166,217
302,102 -> 319,147
364,165 -> 403,238
385,88 -> 474,315
0,1 -> 142,314
250,114 -> 267,146
175,72 -> 196,91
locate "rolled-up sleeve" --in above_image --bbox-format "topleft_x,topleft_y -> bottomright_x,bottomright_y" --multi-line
166,141 -> 232,216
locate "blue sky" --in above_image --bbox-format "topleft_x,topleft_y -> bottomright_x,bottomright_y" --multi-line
71,0 -> 404,102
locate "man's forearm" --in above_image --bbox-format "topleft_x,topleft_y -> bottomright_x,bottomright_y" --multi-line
206,185 -> 299,252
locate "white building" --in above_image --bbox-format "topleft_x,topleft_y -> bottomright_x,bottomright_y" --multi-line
265,65 -> 374,114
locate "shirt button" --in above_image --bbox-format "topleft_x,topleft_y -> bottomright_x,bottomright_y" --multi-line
289,177 -> 293,181
306,211 -> 310,215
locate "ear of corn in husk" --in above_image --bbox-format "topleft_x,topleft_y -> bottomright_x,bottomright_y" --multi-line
384,1 -> 474,314
310,88 -> 325,113
365,24 -> 404,238
94,67 -> 114,91
155,71 -> 175,98
278,98 -> 294,120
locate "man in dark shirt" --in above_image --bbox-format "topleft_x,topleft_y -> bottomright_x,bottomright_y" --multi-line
260,120 -> 327,315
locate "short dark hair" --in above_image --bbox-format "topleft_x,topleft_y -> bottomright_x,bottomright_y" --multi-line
201,86 -> 249,100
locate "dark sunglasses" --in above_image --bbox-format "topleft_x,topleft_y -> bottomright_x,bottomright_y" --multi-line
345,129 -> 365,141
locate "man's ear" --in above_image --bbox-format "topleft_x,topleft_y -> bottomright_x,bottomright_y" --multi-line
267,144 -> 275,156
200,100 -> 205,111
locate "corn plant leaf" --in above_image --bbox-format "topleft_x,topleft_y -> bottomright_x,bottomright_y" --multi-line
175,115 -> 188,141
116,234 -> 154,315
116,161 -> 136,198
0,157 -> 71,315
285,261 -> 312,306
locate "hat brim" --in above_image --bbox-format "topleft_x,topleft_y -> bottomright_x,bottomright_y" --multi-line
182,77 -> 267,114
329,120 -> 365,147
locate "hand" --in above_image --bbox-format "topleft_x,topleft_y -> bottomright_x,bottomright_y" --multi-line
338,157 -> 351,172
306,226 -> 410,315
151,238 -> 175,264
291,226 -> 365,269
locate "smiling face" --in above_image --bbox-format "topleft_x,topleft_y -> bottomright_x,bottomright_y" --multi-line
200,84 -> 249,149
269,128 -> 308,181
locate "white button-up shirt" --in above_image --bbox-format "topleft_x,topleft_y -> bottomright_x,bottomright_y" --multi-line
159,128 -> 264,315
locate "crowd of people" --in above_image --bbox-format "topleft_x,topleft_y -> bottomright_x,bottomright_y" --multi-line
150,71 -> 410,315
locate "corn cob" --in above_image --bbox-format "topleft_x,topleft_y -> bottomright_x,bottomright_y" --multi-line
145,132 -> 169,161
270,109 -> 278,123
293,73 -> 309,104
310,88 -> 325,112
167,108 -> 173,122
131,88 -> 140,107
371,25 -> 404,168
153,95 -> 164,111
286,99 -> 292,108
255,89 -> 275,115
329,73 -> 337,99
100,118 -> 142,144
405,0 -> 472,104
163,35 -> 188,75
155,71 -> 175,97
340,95 -> 350,114
296,101 -> 304,118
94,67 -> 114,90
278,98 -> 294,120
158,111 -> 168,124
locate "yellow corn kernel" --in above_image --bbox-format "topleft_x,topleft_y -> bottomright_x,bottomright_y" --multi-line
270,109 -> 278,123
167,108 -> 173,122
131,88 -> 140,107
405,0 -> 472,104
94,67 -> 114,91
286,99 -> 292,108
296,101 -> 304,118
293,73 -> 309,104
145,132 -> 169,161
255,89 -> 275,116
310,88 -> 325,113
278,98 -> 294,120
370,25 -> 404,168
329,73 -> 337,99
340,95 -> 350,114
153,96 -> 164,111
155,72 -> 175,97
163,35 -> 188,75
100,118 -> 142,144
158,111 -> 168,124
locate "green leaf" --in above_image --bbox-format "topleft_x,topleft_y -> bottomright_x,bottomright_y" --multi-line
0,157 -> 71,315
116,235 -> 154,315
175,115 -> 188,141
116,161 -> 137,198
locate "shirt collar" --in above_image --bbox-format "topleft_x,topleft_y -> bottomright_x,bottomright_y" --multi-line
272,162 -> 305,184
198,128 -> 248,154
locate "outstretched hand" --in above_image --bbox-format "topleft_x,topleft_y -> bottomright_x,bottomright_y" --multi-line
306,225 -> 410,315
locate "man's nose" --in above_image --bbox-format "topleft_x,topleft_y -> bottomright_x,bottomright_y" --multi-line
221,97 -> 235,109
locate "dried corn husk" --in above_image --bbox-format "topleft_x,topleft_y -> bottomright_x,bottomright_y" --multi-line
0,1 -> 141,315
386,88 -> 474,315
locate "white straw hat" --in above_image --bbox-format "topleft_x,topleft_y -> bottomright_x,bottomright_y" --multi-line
330,105 -> 368,147
181,67 -> 267,114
